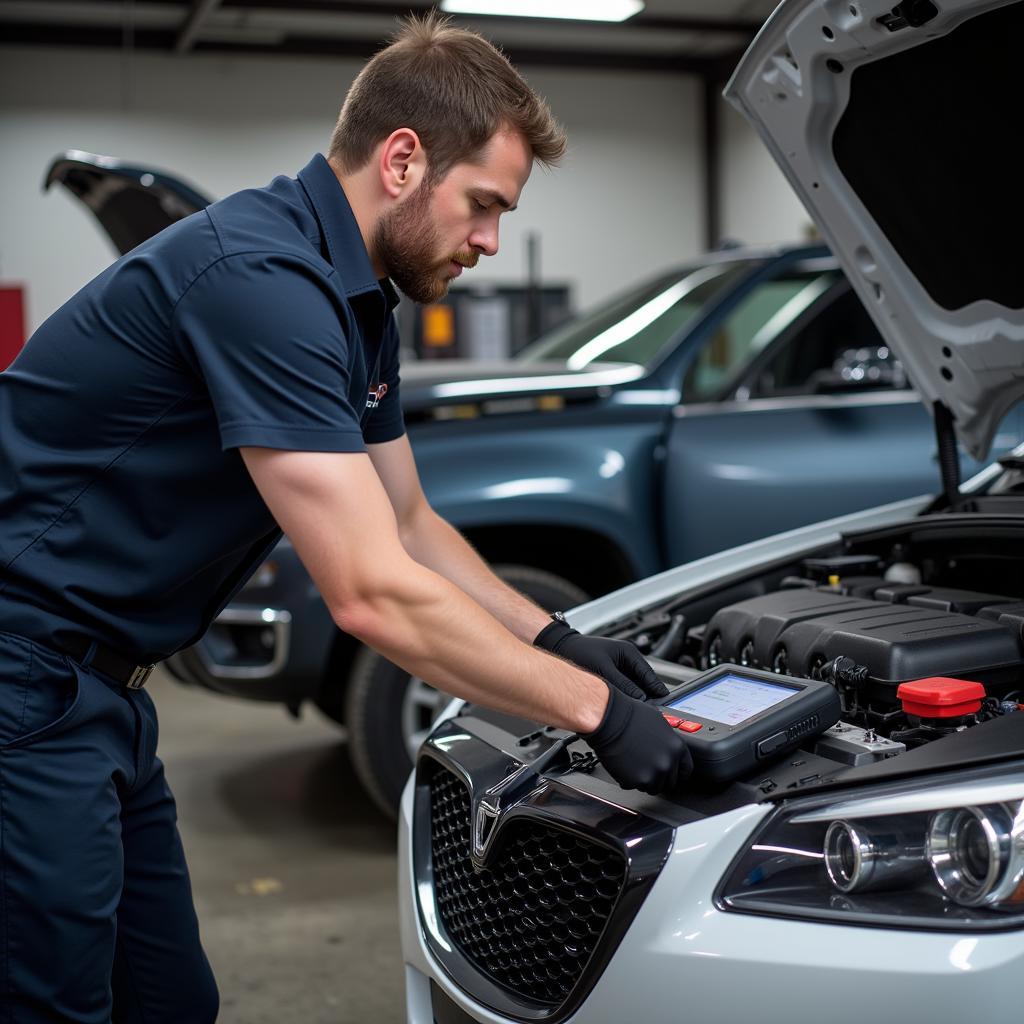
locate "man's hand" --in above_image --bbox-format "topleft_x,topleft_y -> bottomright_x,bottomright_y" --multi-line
534,620 -> 669,700
585,684 -> 693,795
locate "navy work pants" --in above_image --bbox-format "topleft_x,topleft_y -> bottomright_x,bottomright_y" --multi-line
0,631 -> 219,1023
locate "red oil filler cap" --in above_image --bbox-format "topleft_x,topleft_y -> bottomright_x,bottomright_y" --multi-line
897,677 -> 986,719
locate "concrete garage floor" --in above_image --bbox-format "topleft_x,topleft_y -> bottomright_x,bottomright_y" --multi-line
149,667 -> 406,1023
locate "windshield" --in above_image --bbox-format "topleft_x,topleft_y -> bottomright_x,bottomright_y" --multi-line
516,258 -> 760,370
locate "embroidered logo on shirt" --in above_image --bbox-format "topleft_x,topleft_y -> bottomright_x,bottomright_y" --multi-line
366,382 -> 388,409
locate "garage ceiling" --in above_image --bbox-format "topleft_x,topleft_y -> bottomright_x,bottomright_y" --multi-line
0,0 -> 780,77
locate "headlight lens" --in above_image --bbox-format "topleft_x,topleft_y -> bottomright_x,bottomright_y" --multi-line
927,804 -> 1023,907
822,819 -> 926,894
718,765 -> 1024,929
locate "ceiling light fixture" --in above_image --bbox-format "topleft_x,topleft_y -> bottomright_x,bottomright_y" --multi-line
439,0 -> 644,23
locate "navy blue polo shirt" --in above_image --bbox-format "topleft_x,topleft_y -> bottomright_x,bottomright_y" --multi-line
0,154 -> 405,661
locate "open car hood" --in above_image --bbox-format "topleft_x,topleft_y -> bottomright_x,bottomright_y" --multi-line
44,150 -> 211,255
725,0 -> 1024,462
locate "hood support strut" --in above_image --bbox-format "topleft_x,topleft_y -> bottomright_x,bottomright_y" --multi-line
934,401 -> 961,508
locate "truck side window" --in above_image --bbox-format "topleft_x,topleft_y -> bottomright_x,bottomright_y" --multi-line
682,267 -> 840,402
750,285 -> 909,398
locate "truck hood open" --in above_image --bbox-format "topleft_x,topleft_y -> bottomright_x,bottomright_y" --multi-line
44,150 -> 211,255
725,0 -> 1024,461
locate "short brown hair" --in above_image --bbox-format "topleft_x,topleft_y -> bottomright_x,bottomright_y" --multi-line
328,11 -> 566,182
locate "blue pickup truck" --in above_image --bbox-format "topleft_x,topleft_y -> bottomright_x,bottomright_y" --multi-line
46,152 -> 1022,815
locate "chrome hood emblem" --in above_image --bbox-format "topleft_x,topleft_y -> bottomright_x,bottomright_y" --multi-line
470,763 -> 542,870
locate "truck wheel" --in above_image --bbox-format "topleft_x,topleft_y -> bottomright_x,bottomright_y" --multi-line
344,565 -> 589,819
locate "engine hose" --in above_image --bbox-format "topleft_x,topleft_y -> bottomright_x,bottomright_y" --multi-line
817,655 -> 871,688
649,614 -> 686,661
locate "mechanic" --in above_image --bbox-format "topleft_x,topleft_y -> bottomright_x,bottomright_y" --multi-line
0,13 -> 692,1022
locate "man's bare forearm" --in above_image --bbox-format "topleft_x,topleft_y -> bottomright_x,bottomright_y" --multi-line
398,505 -> 553,643
240,447 -> 607,733
332,556 -> 605,733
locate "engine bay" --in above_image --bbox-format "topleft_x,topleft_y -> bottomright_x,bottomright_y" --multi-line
445,513 -> 1024,821
607,514 -> 1024,782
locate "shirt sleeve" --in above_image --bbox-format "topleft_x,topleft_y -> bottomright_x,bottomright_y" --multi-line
173,252 -> 367,452
362,315 -> 406,445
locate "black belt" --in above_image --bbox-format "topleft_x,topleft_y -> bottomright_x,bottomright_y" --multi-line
62,636 -> 156,689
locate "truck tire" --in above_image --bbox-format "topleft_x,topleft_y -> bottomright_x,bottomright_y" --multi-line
344,565 -> 589,819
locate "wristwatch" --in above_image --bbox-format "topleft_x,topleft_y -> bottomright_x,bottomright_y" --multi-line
534,609 -> 575,650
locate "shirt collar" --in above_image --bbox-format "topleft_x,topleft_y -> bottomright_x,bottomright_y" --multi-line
296,153 -> 400,313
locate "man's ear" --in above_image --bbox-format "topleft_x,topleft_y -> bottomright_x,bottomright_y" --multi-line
379,128 -> 426,199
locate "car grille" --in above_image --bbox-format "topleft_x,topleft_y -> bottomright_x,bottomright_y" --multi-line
429,765 -> 627,1007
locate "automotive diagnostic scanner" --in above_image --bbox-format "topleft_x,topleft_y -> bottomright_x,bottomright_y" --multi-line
660,664 -> 841,784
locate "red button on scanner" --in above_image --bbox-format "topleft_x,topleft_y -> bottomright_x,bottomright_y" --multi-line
662,712 -> 703,732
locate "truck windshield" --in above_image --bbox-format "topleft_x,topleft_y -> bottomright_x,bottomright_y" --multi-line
517,258 -> 759,370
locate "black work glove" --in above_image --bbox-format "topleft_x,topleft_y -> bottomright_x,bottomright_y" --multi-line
534,619 -> 669,700
585,684 -> 694,795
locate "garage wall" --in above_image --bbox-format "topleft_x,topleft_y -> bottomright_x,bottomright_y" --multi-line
718,96 -> 818,246
0,45 -> 806,335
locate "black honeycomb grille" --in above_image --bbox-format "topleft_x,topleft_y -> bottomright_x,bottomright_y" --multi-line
429,766 -> 627,1007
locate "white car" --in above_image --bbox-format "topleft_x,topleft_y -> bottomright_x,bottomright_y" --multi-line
398,2 -> 1024,1021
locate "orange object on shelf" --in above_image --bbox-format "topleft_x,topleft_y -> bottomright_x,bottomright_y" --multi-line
422,304 -> 455,349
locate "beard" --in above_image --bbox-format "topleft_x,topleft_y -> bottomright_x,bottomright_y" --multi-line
372,184 -> 473,304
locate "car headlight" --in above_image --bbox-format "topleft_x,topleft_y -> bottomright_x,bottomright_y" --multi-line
927,804 -> 1023,907
717,764 -> 1024,929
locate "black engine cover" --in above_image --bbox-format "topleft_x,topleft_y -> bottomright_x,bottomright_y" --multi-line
703,585 -> 1023,696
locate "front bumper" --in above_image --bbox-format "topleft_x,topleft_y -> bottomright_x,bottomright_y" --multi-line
399,727 -> 1024,1024
164,540 -> 336,703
